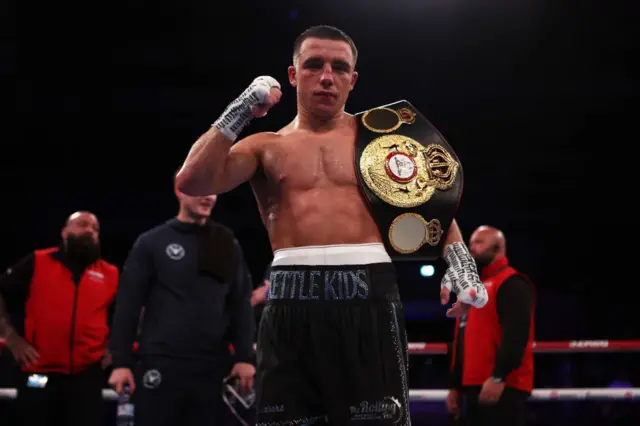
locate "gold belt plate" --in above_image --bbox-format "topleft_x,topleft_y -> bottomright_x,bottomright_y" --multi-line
359,135 -> 460,208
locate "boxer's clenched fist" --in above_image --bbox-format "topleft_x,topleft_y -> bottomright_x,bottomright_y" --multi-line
249,76 -> 282,118
213,76 -> 282,141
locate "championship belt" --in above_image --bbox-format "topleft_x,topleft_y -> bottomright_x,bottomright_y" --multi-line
355,100 -> 463,260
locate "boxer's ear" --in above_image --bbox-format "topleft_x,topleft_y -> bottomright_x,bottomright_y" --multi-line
349,71 -> 359,91
287,65 -> 297,87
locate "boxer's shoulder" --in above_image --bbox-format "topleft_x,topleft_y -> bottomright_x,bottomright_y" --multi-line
235,131 -> 278,145
234,131 -> 281,150
229,132 -> 280,165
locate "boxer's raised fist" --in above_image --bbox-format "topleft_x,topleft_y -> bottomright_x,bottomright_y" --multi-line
213,76 -> 282,141
248,76 -> 282,118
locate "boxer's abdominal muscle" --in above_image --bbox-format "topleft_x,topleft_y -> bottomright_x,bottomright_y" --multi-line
261,186 -> 382,250
251,125 -> 383,251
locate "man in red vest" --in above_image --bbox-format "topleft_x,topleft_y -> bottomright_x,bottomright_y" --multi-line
446,225 -> 535,426
0,211 -> 119,426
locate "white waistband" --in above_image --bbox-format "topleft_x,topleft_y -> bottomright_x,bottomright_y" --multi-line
271,243 -> 392,266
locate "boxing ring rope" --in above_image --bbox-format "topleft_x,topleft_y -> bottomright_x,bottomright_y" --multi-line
0,387 -> 637,401
0,340 -> 639,401
2,339 -> 639,353
407,339 -> 640,355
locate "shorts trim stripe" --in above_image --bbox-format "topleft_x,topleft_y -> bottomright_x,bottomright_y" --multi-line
272,243 -> 392,266
391,302 -> 412,426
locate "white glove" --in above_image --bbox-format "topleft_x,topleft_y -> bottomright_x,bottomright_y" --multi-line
441,242 -> 488,308
213,76 -> 281,141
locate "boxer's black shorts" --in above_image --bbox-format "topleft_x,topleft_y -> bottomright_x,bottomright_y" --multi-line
255,263 -> 411,426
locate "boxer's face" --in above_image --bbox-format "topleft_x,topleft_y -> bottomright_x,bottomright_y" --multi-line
178,192 -> 217,219
288,38 -> 358,118
469,229 -> 496,267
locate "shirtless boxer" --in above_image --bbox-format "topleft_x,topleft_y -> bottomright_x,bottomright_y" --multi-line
177,25 -> 487,426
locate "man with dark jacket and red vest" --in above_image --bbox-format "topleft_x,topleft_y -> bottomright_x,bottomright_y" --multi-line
0,211 -> 119,426
446,225 -> 535,426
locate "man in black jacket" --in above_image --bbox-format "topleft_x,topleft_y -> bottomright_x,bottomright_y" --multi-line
108,179 -> 255,426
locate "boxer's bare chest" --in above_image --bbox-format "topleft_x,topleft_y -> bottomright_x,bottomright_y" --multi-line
261,128 -> 358,191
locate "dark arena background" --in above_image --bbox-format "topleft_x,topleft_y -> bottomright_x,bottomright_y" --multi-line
2,0 -> 637,425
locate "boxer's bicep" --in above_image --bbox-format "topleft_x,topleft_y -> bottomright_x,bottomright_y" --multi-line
178,130 -> 262,196
218,140 -> 261,193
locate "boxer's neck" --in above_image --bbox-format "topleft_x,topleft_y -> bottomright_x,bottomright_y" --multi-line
296,104 -> 346,132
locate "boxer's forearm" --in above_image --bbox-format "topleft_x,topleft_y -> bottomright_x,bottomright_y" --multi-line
440,220 -> 488,308
443,219 -> 464,252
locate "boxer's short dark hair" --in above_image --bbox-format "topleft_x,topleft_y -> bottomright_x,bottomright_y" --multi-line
293,25 -> 358,67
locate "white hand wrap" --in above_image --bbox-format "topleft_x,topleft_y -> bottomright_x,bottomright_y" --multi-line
441,242 -> 488,308
212,76 -> 281,141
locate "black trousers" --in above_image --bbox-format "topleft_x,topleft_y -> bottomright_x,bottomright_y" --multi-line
457,386 -> 529,426
16,363 -> 104,426
133,356 -> 227,426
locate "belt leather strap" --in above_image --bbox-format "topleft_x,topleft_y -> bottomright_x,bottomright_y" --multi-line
354,100 -> 464,260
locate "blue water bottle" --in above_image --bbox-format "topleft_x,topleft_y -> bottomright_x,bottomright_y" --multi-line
116,386 -> 135,426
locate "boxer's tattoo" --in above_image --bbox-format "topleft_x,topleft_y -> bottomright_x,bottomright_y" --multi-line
442,242 -> 488,308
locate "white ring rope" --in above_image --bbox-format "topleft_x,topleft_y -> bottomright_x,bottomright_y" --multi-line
0,388 -> 637,401
1,340 -> 637,404
409,388 -> 640,402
